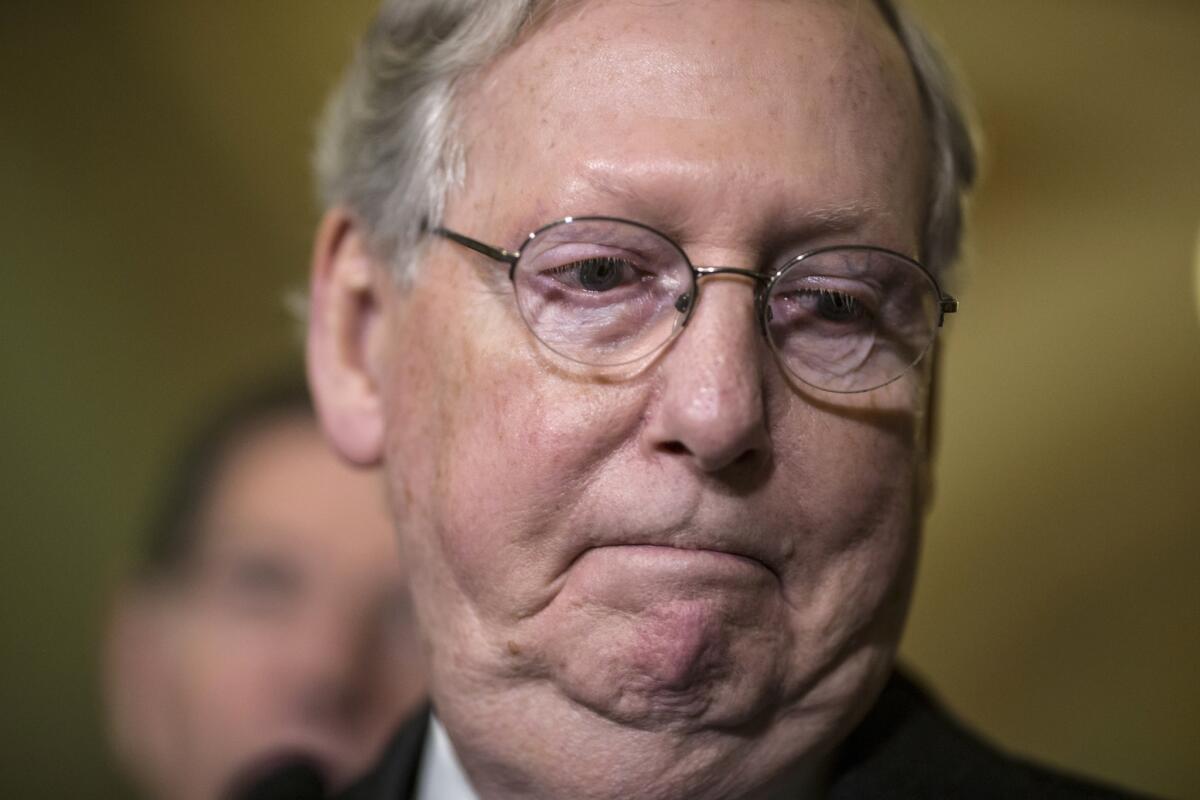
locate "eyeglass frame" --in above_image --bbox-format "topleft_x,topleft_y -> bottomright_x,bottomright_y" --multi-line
427,215 -> 959,391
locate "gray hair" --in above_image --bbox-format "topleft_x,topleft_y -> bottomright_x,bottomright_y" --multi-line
315,0 -> 976,285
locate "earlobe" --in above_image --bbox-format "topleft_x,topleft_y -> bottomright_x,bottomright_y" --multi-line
306,209 -> 388,465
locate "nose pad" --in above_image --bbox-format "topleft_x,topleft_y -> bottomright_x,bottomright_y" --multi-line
674,292 -> 693,316
679,267 -> 773,334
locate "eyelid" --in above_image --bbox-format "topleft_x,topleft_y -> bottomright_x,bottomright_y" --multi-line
776,272 -> 878,292
544,255 -> 636,273
772,273 -> 883,309
530,240 -> 648,264
777,257 -> 890,293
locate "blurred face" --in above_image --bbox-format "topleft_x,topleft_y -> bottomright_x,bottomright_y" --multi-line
313,0 -> 933,797
111,417 -> 425,800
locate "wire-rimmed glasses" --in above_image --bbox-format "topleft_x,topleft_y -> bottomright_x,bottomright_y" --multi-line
431,216 -> 957,393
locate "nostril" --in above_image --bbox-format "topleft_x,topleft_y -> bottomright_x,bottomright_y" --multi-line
660,441 -> 690,456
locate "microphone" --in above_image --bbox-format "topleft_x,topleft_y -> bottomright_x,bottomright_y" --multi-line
226,757 -> 328,800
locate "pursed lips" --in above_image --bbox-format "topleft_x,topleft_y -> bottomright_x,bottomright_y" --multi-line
571,537 -> 782,583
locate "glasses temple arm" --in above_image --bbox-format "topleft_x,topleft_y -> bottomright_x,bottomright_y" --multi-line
430,226 -> 519,265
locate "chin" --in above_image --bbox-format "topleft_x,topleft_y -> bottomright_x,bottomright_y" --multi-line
540,555 -> 914,741
537,599 -> 786,732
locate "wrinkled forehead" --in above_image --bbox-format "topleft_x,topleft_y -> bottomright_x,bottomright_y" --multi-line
535,1 -> 898,88
464,0 -> 915,129
453,0 -> 926,239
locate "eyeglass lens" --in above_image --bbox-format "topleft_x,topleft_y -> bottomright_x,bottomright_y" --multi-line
512,218 -> 941,392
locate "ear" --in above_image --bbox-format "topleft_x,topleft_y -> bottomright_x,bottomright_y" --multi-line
307,209 -> 389,465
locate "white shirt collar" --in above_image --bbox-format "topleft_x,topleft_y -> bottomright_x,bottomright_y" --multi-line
415,714 -> 480,800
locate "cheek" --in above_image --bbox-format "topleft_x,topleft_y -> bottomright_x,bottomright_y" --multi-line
162,616 -> 279,795
177,621 -> 276,732
771,381 -> 927,629
381,282 -> 651,621
774,378 -> 924,516
382,308 -> 530,567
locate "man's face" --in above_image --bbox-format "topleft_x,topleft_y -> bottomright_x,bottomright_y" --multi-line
318,0 -> 932,796
111,418 -> 425,800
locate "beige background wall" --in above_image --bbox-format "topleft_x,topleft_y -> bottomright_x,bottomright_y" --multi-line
1,1 -> 1196,797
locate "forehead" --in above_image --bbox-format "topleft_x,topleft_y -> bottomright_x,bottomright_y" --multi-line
197,418 -> 399,574
454,0 -> 927,243
512,0 -> 902,110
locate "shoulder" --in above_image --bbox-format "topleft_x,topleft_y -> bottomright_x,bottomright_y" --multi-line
829,669 -> 1155,800
334,705 -> 430,800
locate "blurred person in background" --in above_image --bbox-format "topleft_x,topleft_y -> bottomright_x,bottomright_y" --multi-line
105,378 -> 426,799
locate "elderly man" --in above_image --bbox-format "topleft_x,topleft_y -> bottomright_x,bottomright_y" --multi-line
106,381 -> 426,799
307,1 -> 1143,798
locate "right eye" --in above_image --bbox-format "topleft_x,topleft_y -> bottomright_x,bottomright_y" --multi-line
544,256 -> 645,293
210,554 -> 302,616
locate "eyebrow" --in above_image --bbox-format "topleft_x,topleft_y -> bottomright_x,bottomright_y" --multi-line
562,158 -> 886,250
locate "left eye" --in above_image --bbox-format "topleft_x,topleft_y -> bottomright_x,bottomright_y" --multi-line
812,288 -> 865,322
767,285 -> 874,328
545,257 -> 642,292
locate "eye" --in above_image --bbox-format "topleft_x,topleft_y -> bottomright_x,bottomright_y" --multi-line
230,558 -> 298,596
769,286 -> 872,326
209,551 -> 303,616
545,257 -> 643,293
813,288 -> 866,322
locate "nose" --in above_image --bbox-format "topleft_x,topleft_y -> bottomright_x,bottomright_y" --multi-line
644,275 -> 771,474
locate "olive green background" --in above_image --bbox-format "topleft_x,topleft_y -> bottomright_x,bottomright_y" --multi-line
2,2 -> 1197,797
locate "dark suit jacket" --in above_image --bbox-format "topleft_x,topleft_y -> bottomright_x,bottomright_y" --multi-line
336,670 -> 1151,799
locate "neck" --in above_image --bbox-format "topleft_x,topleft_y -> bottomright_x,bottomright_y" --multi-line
433,682 -> 835,800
